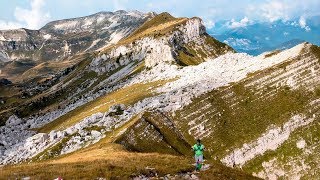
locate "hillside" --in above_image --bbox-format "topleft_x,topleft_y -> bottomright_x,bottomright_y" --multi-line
0,10 -> 319,179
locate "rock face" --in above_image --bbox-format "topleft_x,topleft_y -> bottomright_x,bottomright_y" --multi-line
90,15 -> 232,75
0,78 -> 11,85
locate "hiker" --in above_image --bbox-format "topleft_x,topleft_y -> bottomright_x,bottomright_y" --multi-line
192,139 -> 205,171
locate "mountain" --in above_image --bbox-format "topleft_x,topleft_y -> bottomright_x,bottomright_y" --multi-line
1,10 -> 320,179
209,17 -> 320,55
0,10 -> 155,81
0,11 -> 243,179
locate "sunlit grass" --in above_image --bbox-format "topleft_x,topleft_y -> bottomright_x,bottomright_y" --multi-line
38,80 -> 172,133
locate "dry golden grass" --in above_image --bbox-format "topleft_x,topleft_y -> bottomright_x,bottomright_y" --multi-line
0,115 -> 259,179
128,61 -> 145,76
0,149 -> 194,180
0,147 -> 258,180
99,13 -> 187,55
38,80 -> 172,133
1,116 -> 193,179
0,53 -> 93,121
198,160 -> 261,180
14,53 -> 91,83
119,18 -> 186,45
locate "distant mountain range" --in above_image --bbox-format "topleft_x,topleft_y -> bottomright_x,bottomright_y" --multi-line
209,16 -> 320,55
0,10 -> 154,81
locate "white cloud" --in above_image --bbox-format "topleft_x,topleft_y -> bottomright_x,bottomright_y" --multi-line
204,20 -> 215,29
113,0 -> 129,10
14,0 -> 51,29
260,0 -> 289,22
299,16 -> 311,31
147,2 -> 153,8
305,27 -> 311,31
0,21 -> 22,30
299,16 -> 306,28
223,38 -> 252,47
227,17 -> 250,29
0,0 -> 50,30
290,21 -> 299,27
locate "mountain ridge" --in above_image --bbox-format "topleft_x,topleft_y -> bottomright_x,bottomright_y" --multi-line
0,10 -> 155,82
0,10 -> 319,179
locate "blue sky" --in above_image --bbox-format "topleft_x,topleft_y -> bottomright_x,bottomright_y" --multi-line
0,0 -> 319,30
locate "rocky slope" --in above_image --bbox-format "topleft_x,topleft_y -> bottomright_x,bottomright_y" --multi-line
0,10 -> 319,180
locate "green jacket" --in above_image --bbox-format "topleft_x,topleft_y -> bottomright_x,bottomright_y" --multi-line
193,144 -> 204,156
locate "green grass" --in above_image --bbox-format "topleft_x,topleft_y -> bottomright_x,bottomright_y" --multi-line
315,86 -> 320,97
173,83 -> 314,159
177,49 -> 200,66
199,160 -> 260,180
204,35 -> 234,53
126,12 -> 176,40
243,115 -> 320,176
264,50 -> 281,58
128,61 -> 145,76
62,54 -> 92,83
83,125 -> 105,132
31,133 -> 79,162
115,111 -> 192,156
176,35 -> 233,66
310,44 -> 320,63
243,87 -> 320,174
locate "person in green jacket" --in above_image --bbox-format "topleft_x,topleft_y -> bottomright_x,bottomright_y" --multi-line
192,139 -> 205,171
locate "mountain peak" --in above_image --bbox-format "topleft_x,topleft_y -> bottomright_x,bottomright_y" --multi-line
157,12 -> 175,19
114,10 -> 128,14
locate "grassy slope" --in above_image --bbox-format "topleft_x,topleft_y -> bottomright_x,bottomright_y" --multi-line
1,115 -> 258,179
0,53 -> 93,125
166,46 -> 320,178
241,85 -> 320,177
38,79 -> 171,133
243,116 -> 320,176
125,12 -> 177,40
115,111 -> 192,156
177,35 -> 234,66
99,12 -> 187,56
173,84 -> 314,160
0,149 -> 259,179
0,147 -> 194,179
